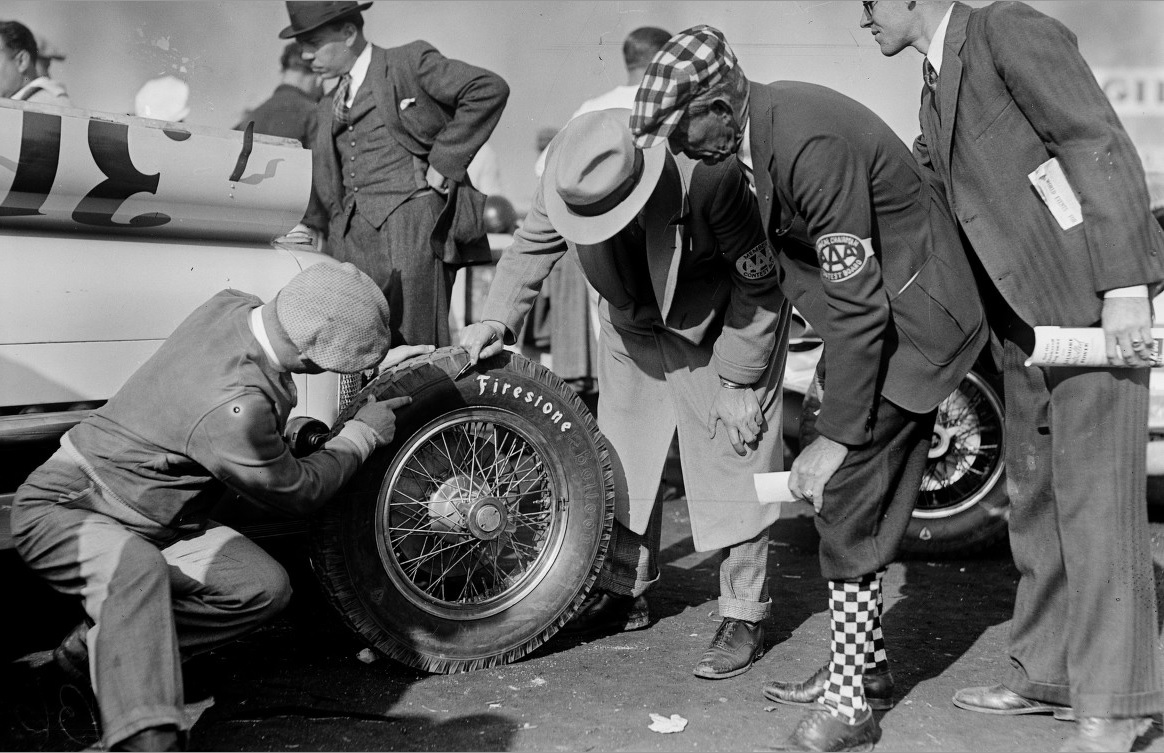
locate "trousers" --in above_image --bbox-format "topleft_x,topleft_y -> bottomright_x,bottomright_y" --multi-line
597,496 -> 772,622
999,327 -> 1162,717
12,450 -> 292,747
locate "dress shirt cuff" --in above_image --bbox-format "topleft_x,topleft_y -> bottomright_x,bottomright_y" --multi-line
1103,285 -> 1149,298
326,421 -> 380,463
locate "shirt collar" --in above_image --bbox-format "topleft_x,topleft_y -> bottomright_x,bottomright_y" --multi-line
926,3 -> 955,74
12,76 -> 56,101
248,305 -> 288,372
738,117 -> 753,172
346,42 -> 373,105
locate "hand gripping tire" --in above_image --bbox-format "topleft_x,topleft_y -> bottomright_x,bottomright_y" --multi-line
309,347 -> 615,673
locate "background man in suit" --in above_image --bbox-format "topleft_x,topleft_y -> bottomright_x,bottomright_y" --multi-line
282,1 -> 509,348
0,20 -> 69,105
863,3 -> 1164,750
631,25 -> 986,751
236,41 -> 327,246
461,108 -> 790,680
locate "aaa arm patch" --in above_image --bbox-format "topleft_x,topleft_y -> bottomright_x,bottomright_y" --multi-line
734,241 -> 777,280
816,233 -> 869,282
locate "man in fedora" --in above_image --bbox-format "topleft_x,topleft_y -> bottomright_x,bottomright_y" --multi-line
631,26 -> 986,751
281,1 -> 509,348
13,263 -> 428,751
461,108 -> 791,680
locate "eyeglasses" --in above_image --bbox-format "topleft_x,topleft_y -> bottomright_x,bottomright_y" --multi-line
862,1 -> 878,14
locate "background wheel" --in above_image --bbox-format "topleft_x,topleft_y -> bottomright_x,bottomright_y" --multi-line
899,370 -> 1010,556
309,347 -> 614,673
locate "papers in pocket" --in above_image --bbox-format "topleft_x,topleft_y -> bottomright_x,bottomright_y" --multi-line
1028,157 -> 1083,230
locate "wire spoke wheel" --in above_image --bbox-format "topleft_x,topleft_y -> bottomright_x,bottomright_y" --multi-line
916,371 -> 1005,518
901,370 -> 1011,556
310,348 -> 614,673
378,410 -> 567,618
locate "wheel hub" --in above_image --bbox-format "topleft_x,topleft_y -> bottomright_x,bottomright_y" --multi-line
466,498 -> 509,540
929,424 -> 952,459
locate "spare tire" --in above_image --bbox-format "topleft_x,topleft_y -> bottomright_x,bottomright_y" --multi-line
309,347 -> 614,673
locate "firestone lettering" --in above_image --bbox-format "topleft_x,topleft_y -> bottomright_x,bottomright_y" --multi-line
473,375 -> 575,433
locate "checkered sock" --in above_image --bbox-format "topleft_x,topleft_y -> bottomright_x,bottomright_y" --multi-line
821,574 -> 879,723
865,568 -> 889,674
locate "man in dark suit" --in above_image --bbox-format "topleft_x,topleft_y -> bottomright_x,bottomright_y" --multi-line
236,41 -> 326,244
461,109 -> 790,680
631,25 -> 986,751
863,3 -> 1164,750
280,1 -> 509,347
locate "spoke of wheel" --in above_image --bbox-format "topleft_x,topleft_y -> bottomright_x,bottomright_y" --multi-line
388,523 -> 473,536
389,492 -> 463,530
397,537 -> 472,570
431,540 -> 480,599
456,543 -> 485,602
400,452 -> 450,491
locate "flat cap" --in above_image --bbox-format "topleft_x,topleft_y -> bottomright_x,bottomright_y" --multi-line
630,25 -> 738,149
275,262 -> 391,373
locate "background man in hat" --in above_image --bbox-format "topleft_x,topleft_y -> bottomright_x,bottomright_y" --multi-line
861,3 -> 1164,751
0,20 -> 69,105
631,25 -> 986,751
12,262 -> 430,752
461,108 -> 790,680
281,0 -> 509,348
235,41 -> 327,248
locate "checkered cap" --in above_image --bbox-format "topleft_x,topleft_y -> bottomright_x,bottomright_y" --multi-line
630,25 -> 738,149
275,262 -> 391,373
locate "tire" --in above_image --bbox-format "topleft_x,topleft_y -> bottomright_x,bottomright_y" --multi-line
899,370 -> 1010,557
309,347 -> 615,673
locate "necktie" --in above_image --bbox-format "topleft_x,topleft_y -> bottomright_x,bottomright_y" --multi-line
923,59 -> 940,117
333,74 -> 352,125
738,157 -> 756,196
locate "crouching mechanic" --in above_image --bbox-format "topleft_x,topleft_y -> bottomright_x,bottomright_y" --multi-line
461,108 -> 790,679
12,262 -> 429,751
631,26 -> 987,751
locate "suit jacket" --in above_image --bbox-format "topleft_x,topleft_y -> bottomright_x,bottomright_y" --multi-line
312,42 -> 509,252
915,1 -> 1164,327
750,81 -> 986,447
484,151 -> 786,386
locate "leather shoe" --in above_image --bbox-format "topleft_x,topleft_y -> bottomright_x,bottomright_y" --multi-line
52,622 -> 90,684
111,724 -> 184,751
763,663 -> 895,710
953,684 -> 1070,716
777,707 -> 881,752
693,618 -> 764,679
1058,717 -> 1153,753
560,590 -> 649,635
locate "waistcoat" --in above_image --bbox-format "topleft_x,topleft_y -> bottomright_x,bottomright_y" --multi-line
334,84 -> 425,228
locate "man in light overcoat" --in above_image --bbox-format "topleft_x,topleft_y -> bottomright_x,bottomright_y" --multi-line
462,108 -> 791,680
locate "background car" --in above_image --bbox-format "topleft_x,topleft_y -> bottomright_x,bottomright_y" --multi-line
0,98 -> 615,674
